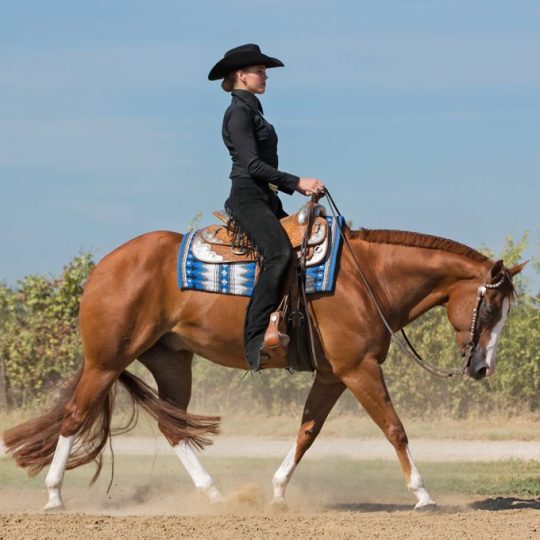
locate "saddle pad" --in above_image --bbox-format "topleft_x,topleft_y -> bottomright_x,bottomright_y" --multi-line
177,216 -> 344,296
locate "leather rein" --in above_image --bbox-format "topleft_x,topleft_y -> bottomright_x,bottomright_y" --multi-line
321,189 -> 506,379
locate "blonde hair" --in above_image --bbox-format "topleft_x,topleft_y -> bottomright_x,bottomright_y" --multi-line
221,71 -> 238,92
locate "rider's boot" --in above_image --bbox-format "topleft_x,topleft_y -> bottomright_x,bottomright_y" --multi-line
245,319 -> 290,371
246,335 -> 266,371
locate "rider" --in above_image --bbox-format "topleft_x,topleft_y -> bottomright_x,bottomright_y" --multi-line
208,43 -> 325,370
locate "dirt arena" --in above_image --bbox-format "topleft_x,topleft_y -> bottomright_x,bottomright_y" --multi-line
1,436 -> 539,539
1,507 -> 539,540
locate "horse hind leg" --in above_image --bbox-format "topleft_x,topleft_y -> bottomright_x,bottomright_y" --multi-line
44,434 -> 74,511
40,347 -> 219,511
138,344 -> 222,502
44,364 -> 120,510
272,371 -> 346,505
341,356 -> 436,510
1,361 -> 120,511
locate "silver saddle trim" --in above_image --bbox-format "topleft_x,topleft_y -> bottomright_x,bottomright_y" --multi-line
192,234 -> 329,267
298,202 -> 327,225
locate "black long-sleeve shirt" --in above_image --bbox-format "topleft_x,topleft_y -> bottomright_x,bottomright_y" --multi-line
222,89 -> 300,195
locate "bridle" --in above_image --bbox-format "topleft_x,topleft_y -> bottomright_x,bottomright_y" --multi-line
460,274 -> 506,365
321,189 -> 509,379
401,273 -> 507,378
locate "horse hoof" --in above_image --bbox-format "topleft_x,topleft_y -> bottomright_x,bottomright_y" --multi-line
415,502 -> 437,512
269,498 -> 289,512
43,501 -> 65,513
204,485 -> 223,504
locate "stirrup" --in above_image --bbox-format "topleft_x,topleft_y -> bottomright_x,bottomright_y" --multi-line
262,309 -> 289,350
259,335 -> 288,369
263,331 -> 290,350
261,322 -> 289,367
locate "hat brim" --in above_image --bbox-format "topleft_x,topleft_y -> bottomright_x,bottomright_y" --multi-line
208,52 -> 284,81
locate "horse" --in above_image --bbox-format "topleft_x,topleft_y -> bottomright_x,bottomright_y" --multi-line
3,215 -> 525,512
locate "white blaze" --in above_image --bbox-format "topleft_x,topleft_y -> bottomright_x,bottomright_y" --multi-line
485,297 -> 510,377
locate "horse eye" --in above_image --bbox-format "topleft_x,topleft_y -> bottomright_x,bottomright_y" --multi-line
480,303 -> 497,324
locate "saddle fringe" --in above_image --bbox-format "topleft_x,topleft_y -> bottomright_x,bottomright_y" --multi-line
224,202 -> 262,265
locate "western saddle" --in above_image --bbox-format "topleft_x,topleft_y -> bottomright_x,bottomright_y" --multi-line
192,199 -> 328,371
192,202 -> 329,267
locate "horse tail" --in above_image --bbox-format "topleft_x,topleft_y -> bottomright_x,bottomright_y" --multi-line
3,369 -> 220,482
2,368 -> 90,476
116,369 -> 220,450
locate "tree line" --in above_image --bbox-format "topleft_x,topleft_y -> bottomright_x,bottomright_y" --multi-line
0,233 -> 538,417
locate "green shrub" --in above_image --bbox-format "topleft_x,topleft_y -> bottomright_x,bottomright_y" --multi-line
0,254 -> 94,407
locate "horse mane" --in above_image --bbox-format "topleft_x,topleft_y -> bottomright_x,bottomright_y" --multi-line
350,228 -> 490,263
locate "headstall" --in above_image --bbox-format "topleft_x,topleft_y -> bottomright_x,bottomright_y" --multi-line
323,188 -> 509,379
461,273 -> 506,370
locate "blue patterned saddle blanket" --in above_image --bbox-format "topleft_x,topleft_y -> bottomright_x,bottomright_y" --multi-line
177,215 -> 344,296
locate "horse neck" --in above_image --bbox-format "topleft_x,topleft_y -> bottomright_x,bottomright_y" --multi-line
349,236 -> 490,328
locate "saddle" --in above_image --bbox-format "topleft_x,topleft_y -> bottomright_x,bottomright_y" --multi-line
192,200 -> 326,372
191,202 -> 329,267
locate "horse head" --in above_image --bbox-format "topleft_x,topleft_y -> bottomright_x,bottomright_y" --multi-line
445,259 -> 527,380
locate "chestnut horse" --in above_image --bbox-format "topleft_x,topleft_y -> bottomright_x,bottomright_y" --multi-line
3,222 -> 525,511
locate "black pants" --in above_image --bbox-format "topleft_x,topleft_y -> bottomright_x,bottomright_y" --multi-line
225,184 -> 293,347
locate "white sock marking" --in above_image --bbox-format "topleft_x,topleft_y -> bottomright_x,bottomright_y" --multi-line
173,440 -> 222,502
406,446 -> 436,509
272,443 -> 297,501
44,434 -> 74,510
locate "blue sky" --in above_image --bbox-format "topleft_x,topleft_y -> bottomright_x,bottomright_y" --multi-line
1,0 -> 539,288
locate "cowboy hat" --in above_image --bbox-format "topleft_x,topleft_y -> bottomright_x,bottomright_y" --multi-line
208,43 -> 284,81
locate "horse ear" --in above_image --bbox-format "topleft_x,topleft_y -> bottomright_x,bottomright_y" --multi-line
490,260 -> 504,278
508,260 -> 528,277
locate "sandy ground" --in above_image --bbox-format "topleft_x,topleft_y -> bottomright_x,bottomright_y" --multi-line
1,508 -> 539,540
1,437 -> 538,539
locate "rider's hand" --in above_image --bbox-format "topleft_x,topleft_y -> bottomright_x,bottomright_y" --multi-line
296,178 -> 325,196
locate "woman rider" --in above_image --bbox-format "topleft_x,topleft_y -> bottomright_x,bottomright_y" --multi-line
208,43 -> 325,370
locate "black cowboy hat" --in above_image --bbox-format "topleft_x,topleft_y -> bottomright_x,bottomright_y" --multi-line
208,43 -> 284,81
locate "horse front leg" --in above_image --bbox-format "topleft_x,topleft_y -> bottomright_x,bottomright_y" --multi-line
341,356 -> 436,510
272,371 -> 345,505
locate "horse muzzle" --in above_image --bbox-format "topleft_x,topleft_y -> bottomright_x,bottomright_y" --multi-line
467,346 -> 489,380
